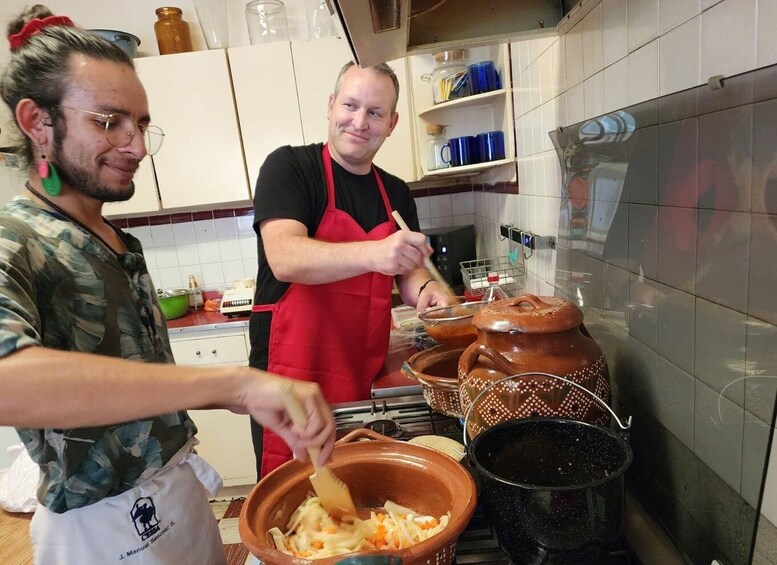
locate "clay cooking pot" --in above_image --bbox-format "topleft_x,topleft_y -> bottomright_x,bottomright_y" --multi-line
458,294 -> 611,438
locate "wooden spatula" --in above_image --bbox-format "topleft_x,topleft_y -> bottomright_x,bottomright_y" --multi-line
279,384 -> 357,517
391,210 -> 461,305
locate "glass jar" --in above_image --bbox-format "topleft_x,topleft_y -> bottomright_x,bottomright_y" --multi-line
422,50 -> 470,104
425,123 -> 449,171
154,7 -> 194,55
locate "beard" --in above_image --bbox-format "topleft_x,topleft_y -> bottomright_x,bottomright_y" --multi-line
50,126 -> 136,203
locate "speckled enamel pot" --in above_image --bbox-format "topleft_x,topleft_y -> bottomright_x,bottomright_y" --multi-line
458,294 -> 611,438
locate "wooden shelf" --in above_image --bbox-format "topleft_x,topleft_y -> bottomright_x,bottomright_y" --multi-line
420,157 -> 515,179
418,89 -> 507,121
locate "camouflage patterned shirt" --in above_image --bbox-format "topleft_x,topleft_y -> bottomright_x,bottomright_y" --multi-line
0,196 -> 196,513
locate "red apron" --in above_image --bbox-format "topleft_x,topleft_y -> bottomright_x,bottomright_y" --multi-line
252,144 -> 396,476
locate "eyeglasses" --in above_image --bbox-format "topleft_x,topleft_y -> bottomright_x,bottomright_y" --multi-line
55,105 -> 165,156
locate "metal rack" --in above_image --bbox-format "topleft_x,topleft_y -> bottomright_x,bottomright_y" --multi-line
460,256 -> 525,297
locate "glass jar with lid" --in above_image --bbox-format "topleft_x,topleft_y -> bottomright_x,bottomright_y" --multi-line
422,49 -> 470,104
424,123 -> 449,171
154,6 -> 194,55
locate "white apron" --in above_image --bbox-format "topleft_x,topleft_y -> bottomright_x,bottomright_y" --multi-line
30,439 -> 227,565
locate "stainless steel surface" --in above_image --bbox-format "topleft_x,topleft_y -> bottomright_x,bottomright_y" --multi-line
331,0 -> 568,67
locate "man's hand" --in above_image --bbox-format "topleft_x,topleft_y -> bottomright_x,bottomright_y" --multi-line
416,280 -> 459,312
369,230 -> 432,276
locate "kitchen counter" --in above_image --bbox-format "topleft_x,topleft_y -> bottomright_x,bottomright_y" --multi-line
165,309 -> 250,334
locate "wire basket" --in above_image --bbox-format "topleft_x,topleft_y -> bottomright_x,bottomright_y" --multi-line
460,256 -> 525,298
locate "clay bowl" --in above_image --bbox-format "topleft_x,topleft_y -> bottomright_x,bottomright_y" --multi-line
239,428 -> 477,565
418,301 -> 487,347
402,344 -> 465,418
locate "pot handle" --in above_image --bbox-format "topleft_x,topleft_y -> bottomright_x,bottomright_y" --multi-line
462,372 -> 632,449
506,293 -> 550,310
336,427 -> 396,445
459,343 -> 517,376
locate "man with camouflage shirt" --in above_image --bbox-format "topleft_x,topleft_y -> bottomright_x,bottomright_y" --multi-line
0,6 -> 336,564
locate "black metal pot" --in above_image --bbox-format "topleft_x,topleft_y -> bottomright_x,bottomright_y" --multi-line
464,373 -> 633,565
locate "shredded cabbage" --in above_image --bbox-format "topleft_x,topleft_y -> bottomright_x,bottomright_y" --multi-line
268,495 -> 450,559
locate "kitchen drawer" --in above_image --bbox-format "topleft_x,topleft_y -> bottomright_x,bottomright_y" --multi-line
170,334 -> 248,367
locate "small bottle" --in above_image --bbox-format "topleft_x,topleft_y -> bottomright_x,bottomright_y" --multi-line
425,124 -> 449,172
188,274 -> 204,309
483,272 -> 508,303
154,7 -> 194,55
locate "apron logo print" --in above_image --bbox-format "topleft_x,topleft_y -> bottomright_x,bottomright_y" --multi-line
131,496 -> 160,540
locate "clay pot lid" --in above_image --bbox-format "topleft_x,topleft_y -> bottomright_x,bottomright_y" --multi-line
472,294 -> 583,334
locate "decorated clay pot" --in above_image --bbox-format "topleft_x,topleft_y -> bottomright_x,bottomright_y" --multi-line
458,294 -> 610,438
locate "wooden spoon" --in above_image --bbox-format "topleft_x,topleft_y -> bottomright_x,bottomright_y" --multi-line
391,210 -> 461,305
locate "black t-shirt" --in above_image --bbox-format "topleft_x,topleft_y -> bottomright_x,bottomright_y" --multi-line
248,143 -> 420,369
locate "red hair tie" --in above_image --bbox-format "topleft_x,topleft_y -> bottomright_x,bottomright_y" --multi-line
9,15 -> 75,50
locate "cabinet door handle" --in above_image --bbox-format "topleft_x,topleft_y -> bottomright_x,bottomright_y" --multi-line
211,349 -> 217,355
195,350 -> 201,356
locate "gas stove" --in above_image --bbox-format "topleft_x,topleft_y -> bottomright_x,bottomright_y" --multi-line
331,395 -> 640,565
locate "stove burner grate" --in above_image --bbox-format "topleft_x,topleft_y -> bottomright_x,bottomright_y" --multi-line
363,419 -> 402,437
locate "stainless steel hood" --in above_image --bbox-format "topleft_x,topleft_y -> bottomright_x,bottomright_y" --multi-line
329,0 -> 576,67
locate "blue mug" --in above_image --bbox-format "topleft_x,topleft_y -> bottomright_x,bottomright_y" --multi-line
468,60 -> 499,95
441,136 -> 477,167
476,131 -> 506,162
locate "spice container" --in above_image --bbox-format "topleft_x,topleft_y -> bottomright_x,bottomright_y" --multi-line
421,50 -> 470,104
154,7 -> 193,55
424,124 -> 449,172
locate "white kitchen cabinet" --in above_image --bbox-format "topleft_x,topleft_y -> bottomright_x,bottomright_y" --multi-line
229,43 -> 305,196
408,43 -> 517,183
169,326 -> 255,487
291,38 -> 418,182
107,50 -> 251,217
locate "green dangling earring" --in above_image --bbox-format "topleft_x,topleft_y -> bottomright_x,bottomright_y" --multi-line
38,152 -> 62,197
128,181 -> 136,199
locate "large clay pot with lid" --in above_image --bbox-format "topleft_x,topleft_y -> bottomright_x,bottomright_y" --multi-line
458,294 -> 610,438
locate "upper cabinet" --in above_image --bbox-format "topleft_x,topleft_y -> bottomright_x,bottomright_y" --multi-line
407,43 -> 516,182
229,42 -> 304,195
105,50 -> 251,217
106,39 -> 418,219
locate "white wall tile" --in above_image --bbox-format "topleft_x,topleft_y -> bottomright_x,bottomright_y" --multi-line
414,195 -> 431,220
602,0 -> 629,67
221,260 -> 246,283
526,35 -> 540,68
239,237 -> 258,259
541,99 -> 557,152
196,241 -> 221,261
214,216 -> 237,239
218,238 -> 243,261
550,37 -> 566,98
758,0 -> 777,67
529,60 -> 541,111
582,4 -> 604,80
700,0 -> 723,8
539,49 -> 554,105
150,224 -> 174,247
143,249 -> 158,270
452,191 -> 474,216
243,259 -> 256,279
155,246 -> 179,269
659,16 -> 701,95
604,57 -> 629,113
565,21 -> 584,88
127,225 -> 153,248
584,71 -> 605,120
628,39 -> 659,104
176,243 -> 200,266
428,194 -> 453,218
566,82 -> 585,126
700,0 -> 757,82
200,262 -> 225,286
235,215 -> 254,237
193,219 -> 218,242
158,267 -> 183,289
628,0 -> 660,52
172,222 -> 195,244
659,0 -> 700,34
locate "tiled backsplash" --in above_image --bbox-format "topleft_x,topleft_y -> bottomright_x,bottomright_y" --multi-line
493,0 -> 777,562
115,187 -> 476,291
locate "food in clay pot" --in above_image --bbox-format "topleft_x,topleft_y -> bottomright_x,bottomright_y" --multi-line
458,294 -> 611,438
417,301 -> 487,347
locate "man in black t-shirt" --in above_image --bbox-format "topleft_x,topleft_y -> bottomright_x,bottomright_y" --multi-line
249,61 -> 455,477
